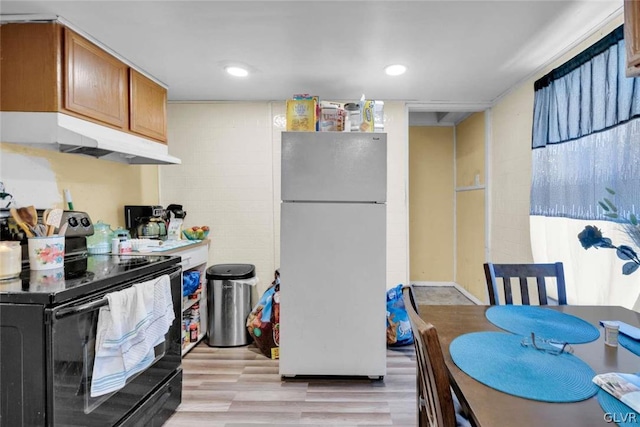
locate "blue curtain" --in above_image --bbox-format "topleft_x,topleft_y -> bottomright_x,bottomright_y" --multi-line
531,26 -> 640,222
530,25 -> 640,308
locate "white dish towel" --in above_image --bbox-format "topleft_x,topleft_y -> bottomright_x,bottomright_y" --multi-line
91,274 -> 174,397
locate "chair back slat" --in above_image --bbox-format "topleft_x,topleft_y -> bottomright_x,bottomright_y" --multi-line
536,276 -> 548,305
483,262 -> 567,305
402,286 -> 457,427
503,277 -> 513,304
518,277 -> 530,305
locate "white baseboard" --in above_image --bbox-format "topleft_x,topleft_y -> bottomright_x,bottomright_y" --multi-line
410,281 -> 486,305
411,281 -> 455,287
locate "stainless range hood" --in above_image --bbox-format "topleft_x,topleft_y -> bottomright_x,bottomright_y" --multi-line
1,112 -> 181,165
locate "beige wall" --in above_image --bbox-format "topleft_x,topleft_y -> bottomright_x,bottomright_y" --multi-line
162,102 -> 409,295
407,114 -> 486,299
489,83 -> 534,263
488,17 -> 624,265
456,113 -> 485,187
455,112 -> 486,300
160,102 -> 276,295
456,189 -> 486,300
408,126 -> 454,282
385,102 -> 409,289
0,142 -> 159,227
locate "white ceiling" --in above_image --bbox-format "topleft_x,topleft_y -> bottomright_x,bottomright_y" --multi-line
0,0 -> 624,118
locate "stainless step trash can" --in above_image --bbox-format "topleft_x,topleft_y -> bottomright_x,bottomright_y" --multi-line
206,264 -> 257,347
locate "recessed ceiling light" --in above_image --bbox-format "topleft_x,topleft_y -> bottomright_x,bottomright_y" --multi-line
384,64 -> 407,76
225,66 -> 249,77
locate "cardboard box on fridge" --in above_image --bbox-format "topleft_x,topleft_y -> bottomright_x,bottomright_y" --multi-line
286,97 -> 318,131
319,101 -> 346,132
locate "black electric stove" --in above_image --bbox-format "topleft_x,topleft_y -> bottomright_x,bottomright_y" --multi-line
0,210 -> 183,426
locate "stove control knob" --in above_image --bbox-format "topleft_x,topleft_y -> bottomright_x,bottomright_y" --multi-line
80,217 -> 91,228
68,216 -> 78,228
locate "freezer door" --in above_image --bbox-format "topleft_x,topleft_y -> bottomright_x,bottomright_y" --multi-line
279,202 -> 387,377
282,132 -> 387,202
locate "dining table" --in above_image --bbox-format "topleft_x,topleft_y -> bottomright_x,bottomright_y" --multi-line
418,304 -> 640,427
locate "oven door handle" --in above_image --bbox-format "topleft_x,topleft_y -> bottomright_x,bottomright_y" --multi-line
55,297 -> 109,319
54,268 -> 182,320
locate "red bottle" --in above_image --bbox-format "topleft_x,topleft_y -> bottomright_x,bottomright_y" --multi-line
189,323 -> 198,342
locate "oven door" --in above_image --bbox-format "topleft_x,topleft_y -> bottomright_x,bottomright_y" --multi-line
46,266 -> 181,426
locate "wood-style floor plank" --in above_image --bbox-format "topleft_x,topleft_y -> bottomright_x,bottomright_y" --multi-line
165,343 -> 418,426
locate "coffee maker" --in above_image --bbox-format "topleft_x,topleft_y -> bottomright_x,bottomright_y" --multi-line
124,205 -> 167,239
164,204 -> 186,240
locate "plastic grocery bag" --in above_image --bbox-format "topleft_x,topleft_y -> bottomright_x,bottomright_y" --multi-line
386,284 -> 414,346
182,270 -> 201,297
246,270 -> 280,359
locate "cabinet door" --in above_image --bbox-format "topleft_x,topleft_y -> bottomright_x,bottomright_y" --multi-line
130,69 -> 168,143
64,28 -> 128,128
625,0 -> 640,77
0,23 -> 61,112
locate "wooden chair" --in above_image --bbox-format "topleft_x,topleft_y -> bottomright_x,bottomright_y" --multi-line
483,262 -> 567,305
402,286 -> 457,427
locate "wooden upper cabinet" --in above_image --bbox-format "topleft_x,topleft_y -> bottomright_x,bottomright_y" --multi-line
129,69 -> 168,143
1,23 -> 169,145
625,0 -> 640,77
0,23 -> 62,112
63,28 -> 129,129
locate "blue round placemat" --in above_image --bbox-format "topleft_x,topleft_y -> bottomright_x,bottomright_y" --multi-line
450,331 -> 598,402
619,334 -> 640,357
486,305 -> 600,343
597,389 -> 640,426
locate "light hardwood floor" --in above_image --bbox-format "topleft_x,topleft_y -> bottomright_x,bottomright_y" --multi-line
165,343 -> 418,427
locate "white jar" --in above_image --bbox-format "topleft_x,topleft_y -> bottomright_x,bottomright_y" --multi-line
603,321 -> 619,347
112,238 -> 120,254
344,103 -> 361,132
0,241 -> 22,280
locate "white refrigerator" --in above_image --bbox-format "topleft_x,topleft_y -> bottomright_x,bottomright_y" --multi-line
279,131 -> 387,378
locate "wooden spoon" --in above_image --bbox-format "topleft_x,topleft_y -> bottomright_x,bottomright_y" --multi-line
27,206 -> 38,227
43,209 -> 52,236
17,207 -> 38,236
10,207 -> 34,237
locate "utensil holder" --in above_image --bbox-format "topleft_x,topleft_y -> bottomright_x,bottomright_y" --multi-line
28,235 -> 65,270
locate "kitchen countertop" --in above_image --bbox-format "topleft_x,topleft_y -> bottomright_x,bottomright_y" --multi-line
134,238 -> 210,254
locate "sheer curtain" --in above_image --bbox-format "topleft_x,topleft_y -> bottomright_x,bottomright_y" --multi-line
530,26 -> 640,309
